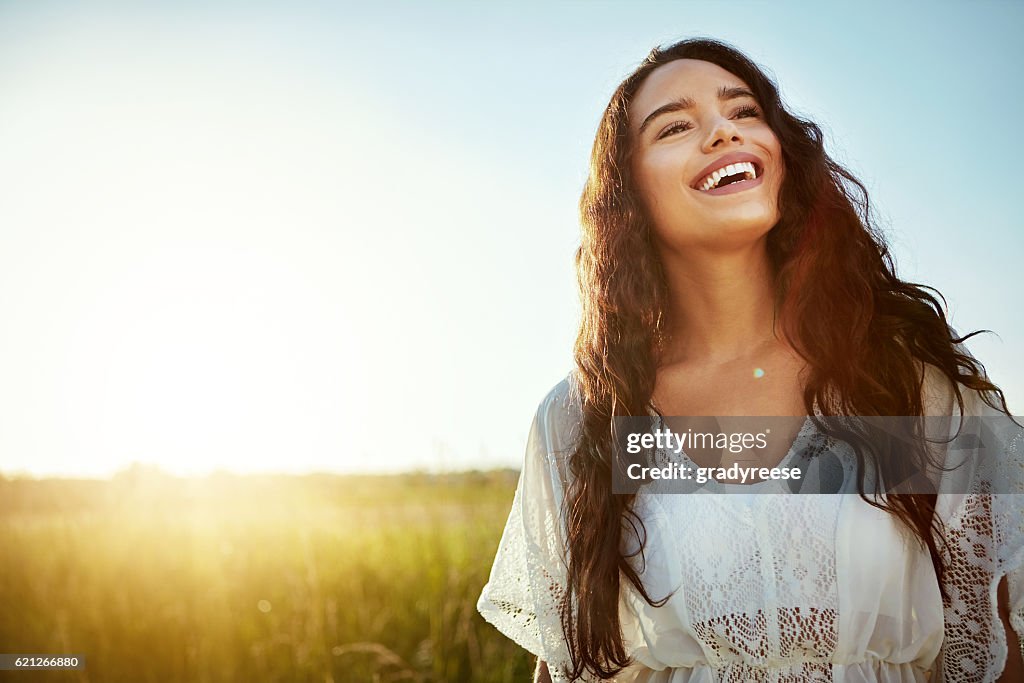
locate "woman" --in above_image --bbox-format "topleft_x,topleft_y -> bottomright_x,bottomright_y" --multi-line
477,38 -> 1024,682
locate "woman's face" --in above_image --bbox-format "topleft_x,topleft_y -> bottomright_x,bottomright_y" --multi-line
629,59 -> 784,254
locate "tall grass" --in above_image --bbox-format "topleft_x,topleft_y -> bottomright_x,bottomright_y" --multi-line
0,468 -> 534,682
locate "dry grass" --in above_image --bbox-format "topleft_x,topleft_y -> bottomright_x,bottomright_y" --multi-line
0,467 -> 533,682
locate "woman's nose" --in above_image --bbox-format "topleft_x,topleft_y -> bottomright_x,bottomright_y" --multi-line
700,116 -> 744,153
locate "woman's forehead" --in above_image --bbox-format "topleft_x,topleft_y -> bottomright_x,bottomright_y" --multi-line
629,59 -> 751,130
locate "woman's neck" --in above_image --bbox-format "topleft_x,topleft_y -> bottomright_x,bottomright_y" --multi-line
660,240 -> 780,366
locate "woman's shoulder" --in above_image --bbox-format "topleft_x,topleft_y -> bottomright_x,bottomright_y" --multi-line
536,372 -> 581,417
919,334 -> 1005,419
920,361 -> 957,418
532,372 -> 585,459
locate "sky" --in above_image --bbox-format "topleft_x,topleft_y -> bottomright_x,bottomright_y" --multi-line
0,0 -> 1021,478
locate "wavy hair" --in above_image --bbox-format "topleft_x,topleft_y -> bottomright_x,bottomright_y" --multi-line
563,37 -> 1010,680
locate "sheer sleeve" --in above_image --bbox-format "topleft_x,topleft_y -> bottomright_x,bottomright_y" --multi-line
477,377 -> 581,680
922,364 -> 1024,682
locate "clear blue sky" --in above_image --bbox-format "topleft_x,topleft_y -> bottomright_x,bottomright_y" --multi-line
0,0 -> 1021,476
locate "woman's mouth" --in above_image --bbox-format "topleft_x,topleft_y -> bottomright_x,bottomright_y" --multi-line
691,156 -> 765,196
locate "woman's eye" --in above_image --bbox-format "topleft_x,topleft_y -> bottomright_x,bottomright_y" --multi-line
732,105 -> 761,119
657,121 -> 692,139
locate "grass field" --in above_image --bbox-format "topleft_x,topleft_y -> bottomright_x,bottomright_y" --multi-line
0,467 -> 535,682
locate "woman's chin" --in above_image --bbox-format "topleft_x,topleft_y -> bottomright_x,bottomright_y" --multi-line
659,217 -> 777,253
707,208 -> 779,242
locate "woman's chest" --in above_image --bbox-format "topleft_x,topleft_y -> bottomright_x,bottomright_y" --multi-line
653,344 -> 808,418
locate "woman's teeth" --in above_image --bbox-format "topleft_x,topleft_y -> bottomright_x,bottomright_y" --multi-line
699,161 -> 759,191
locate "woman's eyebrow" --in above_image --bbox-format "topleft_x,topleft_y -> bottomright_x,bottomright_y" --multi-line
637,85 -> 757,135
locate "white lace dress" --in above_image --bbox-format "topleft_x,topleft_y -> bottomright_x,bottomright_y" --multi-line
477,371 -> 1024,683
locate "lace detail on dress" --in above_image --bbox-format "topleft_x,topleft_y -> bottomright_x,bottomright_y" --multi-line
931,381 -> 1024,682
640,492 -> 842,672
476,377 -> 584,681
690,607 -> 839,665
937,492 -> 1024,680
478,481 -> 570,658
693,660 -> 835,683
797,428 -> 839,461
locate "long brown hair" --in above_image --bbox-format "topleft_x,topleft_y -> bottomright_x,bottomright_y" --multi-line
564,37 -> 1010,680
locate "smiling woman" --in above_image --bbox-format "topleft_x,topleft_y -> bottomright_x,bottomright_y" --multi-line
477,37 -> 1024,683
630,61 -> 783,254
